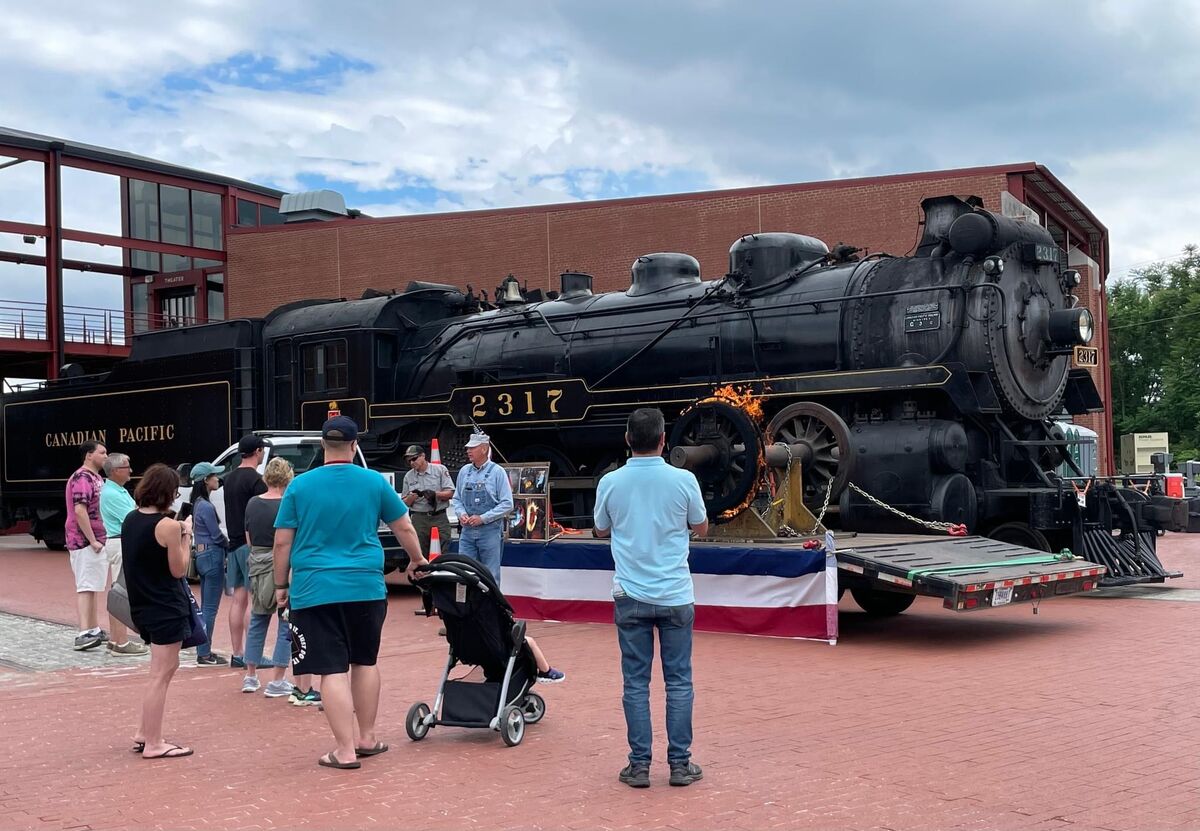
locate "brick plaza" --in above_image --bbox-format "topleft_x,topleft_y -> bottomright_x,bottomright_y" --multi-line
0,533 -> 1196,831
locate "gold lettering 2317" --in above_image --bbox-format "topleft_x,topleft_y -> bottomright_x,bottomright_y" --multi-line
471,395 -> 486,418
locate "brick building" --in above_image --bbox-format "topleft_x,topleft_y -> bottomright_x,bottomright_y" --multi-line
226,162 -> 1113,471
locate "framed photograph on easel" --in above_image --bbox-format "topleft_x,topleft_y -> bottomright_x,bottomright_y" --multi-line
502,462 -> 550,540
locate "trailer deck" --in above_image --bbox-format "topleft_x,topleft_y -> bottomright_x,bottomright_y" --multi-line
837,534 -> 1106,610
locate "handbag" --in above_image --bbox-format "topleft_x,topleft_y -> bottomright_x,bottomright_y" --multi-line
186,543 -> 199,582
105,569 -> 138,634
181,579 -> 209,649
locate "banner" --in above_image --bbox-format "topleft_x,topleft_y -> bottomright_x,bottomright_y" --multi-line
492,539 -> 838,643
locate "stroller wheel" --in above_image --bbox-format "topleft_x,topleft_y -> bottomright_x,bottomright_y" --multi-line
406,702 -> 432,741
500,704 -> 525,747
522,692 -> 546,724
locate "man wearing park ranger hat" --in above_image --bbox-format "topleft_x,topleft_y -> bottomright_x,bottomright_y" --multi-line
449,432 -> 513,582
400,444 -> 454,561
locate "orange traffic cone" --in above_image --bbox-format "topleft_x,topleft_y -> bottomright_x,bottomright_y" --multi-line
430,438 -> 442,464
429,525 -> 442,560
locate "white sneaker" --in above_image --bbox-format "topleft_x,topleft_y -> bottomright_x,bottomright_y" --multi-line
264,680 -> 295,698
241,675 -> 261,693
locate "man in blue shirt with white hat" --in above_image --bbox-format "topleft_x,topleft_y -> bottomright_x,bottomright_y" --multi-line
450,432 -> 513,582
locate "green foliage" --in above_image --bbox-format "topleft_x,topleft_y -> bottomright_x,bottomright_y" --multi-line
1107,245 -> 1200,466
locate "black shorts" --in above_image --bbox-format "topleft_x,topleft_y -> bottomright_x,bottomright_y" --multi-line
288,599 -> 388,676
133,614 -> 191,646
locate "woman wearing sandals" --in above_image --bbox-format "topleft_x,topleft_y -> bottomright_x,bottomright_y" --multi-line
123,464 -> 196,759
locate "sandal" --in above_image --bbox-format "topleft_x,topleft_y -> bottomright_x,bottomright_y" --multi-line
318,751 -> 361,770
143,743 -> 193,759
355,742 -> 389,757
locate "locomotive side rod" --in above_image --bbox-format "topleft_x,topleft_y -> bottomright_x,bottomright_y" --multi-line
669,441 -> 816,471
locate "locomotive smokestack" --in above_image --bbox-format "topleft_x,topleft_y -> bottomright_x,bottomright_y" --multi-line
916,196 -> 981,257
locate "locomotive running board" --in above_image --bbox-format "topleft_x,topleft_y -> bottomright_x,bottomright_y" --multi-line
837,535 -> 1106,611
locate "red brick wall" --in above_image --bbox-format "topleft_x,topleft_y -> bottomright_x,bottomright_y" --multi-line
227,172 -> 1010,315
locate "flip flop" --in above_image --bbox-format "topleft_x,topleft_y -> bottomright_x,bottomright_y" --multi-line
143,744 -> 193,759
355,742 -> 389,757
318,751 -> 361,770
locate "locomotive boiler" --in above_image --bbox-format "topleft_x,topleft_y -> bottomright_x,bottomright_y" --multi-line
309,195 -> 1102,551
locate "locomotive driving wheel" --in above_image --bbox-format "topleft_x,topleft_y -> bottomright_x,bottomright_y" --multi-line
764,402 -> 854,509
668,400 -> 763,520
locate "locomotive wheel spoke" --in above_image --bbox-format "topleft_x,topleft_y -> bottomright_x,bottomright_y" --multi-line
766,402 -> 853,509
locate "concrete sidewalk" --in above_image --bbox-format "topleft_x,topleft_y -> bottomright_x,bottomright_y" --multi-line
0,534 -> 1197,830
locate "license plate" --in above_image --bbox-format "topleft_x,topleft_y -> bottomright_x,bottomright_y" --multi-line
992,586 -> 1013,606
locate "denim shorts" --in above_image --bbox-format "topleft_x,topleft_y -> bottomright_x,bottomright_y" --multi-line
226,543 -> 251,593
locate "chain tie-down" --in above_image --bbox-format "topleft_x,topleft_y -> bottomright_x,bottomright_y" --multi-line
847,482 -> 968,536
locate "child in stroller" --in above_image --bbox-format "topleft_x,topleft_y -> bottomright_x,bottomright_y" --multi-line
407,553 -> 548,746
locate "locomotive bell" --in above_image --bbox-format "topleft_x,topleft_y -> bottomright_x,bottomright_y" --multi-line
497,275 -> 525,305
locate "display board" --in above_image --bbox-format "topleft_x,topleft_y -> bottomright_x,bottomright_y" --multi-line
502,462 -> 551,540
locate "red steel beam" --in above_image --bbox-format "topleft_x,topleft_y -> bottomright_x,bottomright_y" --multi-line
45,143 -> 63,379
0,219 -> 47,237
61,227 -> 225,260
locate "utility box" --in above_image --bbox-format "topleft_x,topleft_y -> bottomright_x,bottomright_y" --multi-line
1120,432 -> 1170,474
1057,424 -> 1099,478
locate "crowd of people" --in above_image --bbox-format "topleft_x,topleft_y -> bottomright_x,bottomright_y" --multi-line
62,408 -> 703,786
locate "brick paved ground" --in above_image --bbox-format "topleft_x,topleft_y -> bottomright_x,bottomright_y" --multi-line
0,534 -> 1197,831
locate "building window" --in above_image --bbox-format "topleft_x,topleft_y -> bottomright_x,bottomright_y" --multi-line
129,180 -> 159,242
260,205 -> 284,225
237,198 -> 259,226
301,340 -> 348,393
207,274 -> 225,320
130,249 -> 160,274
191,191 -> 222,250
161,254 -> 192,272
130,282 -> 150,333
159,185 -> 190,247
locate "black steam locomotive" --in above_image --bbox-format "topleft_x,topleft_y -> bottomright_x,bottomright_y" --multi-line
0,196 -> 1184,582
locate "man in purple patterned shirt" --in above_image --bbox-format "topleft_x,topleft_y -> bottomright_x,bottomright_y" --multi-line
66,440 -> 110,651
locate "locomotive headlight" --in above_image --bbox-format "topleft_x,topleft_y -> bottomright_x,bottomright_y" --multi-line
982,256 -> 1005,276
1047,307 -> 1094,345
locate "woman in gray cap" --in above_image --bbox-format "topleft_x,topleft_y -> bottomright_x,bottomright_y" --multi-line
189,462 -> 230,666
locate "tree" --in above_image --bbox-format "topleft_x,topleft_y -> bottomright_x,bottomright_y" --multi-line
1107,245 -> 1200,465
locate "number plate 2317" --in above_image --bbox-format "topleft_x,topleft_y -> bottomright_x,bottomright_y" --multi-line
449,379 -> 589,426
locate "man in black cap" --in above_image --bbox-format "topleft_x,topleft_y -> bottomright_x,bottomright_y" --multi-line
400,444 -> 454,561
273,416 -> 426,769
222,434 -> 270,668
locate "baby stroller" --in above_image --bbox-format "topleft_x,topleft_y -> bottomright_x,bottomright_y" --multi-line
406,553 -> 546,746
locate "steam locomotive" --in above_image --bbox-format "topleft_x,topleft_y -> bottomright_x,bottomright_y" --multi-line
0,195 -> 1185,582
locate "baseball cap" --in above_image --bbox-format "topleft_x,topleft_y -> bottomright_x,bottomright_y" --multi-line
403,444 -> 425,459
238,434 -> 271,455
189,462 -> 220,481
322,415 -> 359,441
465,432 -> 490,448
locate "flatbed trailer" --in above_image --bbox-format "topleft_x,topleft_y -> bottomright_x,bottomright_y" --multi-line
837,533 -> 1105,612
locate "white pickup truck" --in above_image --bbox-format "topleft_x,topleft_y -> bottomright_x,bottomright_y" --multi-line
182,430 -> 410,573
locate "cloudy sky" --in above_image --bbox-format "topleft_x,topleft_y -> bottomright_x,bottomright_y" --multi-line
2,0 -> 1199,317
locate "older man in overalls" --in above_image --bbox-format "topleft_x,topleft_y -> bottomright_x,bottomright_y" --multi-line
450,432 -> 514,582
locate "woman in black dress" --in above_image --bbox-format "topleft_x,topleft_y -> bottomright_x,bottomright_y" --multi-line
123,464 -> 195,759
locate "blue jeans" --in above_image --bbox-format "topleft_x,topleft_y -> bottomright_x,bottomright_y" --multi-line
614,595 -> 695,767
459,526 -> 504,584
194,547 -> 226,658
245,608 -> 291,670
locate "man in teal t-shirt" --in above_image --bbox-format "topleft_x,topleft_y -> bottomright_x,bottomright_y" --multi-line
273,416 -> 427,770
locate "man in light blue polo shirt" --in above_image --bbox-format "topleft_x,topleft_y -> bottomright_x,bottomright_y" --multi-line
98,452 -> 147,655
594,407 -> 708,789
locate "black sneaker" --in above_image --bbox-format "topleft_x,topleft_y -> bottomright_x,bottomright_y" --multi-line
618,763 -> 650,788
669,761 -> 703,787
196,654 -> 228,666
229,655 -> 246,669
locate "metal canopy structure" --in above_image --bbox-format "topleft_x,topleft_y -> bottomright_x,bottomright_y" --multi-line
0,125 -> 283,381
